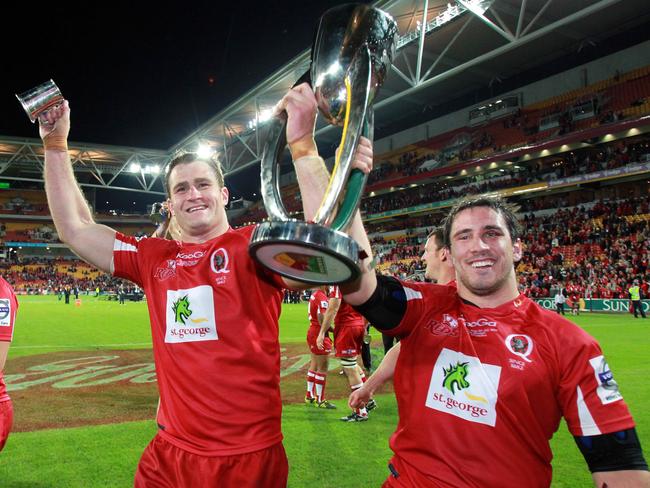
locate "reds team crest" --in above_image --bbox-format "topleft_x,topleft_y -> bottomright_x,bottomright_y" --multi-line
211,248 -> 230,285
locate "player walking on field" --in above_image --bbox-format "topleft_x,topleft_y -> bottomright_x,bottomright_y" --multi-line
319,285 -> 374,422
305,285 -> 337,409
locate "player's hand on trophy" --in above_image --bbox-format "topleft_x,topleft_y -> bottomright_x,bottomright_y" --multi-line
39,100 -> 70,143
337,135 -> 373,175
348,384 -> 371,409
276,83 -> 318,160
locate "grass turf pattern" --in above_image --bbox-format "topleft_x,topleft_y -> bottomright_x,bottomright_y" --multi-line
0,296 -> 647,487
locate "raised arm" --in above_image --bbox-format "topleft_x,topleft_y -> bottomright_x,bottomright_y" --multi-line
40,101 -> 116,273
278,83 -> 377,302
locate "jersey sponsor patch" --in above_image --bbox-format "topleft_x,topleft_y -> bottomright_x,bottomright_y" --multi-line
425,348 -> 501,426
589,355 -> 623,405
0,298 -> 11,327
165,286 -> 218,343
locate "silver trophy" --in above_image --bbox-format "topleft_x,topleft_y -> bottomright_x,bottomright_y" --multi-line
16,79 -> 64,123
249,3 -> 397,284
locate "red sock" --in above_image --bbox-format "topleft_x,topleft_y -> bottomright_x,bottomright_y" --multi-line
314,373 -> 327,402
306,370 -> 316,399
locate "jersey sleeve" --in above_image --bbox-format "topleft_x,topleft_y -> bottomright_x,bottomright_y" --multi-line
112,232 -> 146,287
0,278 -> 18,342
387,279 -> 429,337
556,323 -> 635,436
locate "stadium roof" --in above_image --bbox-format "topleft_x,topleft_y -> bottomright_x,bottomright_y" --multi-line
1,0 -> 649,197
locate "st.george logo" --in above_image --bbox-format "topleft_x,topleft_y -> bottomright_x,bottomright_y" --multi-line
426,348 -> 501,426
165,286 -> 217,343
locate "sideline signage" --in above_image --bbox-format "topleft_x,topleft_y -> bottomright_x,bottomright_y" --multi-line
534,298 -> 649,313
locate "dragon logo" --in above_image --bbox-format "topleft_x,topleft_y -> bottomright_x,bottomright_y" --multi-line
442,362 -> 470,394
172,296 -> 192,325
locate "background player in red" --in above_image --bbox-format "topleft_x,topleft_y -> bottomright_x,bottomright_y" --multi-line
319,286 -> 372,422
349,226 -> 455,411
0,276 -> 18,451
305,285 -> 338,408
38,86 -> 365,487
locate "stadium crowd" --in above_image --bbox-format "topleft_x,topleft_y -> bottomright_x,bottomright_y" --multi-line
0,257 -> 133,296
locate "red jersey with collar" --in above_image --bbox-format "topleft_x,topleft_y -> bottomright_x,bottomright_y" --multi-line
0,277 -> 18,402
331,286 -> 365,328
308,289 -> 329,330
385,282 -> 634,488
113,226 -> 285,456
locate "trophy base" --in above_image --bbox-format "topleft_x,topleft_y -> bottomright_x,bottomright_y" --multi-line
249,220 -> 360,285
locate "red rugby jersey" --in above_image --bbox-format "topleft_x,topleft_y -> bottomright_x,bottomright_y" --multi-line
385,282 -> 635,487
308,289 -> 329,329
113,226 -> 285,455
0,276 -> 18,402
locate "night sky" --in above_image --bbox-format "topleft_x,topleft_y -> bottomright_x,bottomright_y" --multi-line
1,1 -> 370,209
1,1 -> 365,150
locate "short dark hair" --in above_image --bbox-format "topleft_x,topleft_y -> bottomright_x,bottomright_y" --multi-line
165,152 -> 224,195
442,196 -> 521,248
427,226 -> 446,250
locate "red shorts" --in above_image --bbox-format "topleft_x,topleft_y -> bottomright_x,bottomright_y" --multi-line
334,325 -> 365,358
0,400 -> 13,452
134,434 -> 288,488
307,326 -> 332,355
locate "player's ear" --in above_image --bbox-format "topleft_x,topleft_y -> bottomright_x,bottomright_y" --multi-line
440,247 -> 449,262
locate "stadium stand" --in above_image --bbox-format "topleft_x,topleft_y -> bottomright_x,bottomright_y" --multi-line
3,63 -> 650,302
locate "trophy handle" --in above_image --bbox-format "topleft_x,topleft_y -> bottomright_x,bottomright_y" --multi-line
259,111 -> 291,221
313,46 -> 372,231
260,69 -> 314,222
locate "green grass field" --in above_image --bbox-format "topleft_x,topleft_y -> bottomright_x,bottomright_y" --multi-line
0,296 -> 648,487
